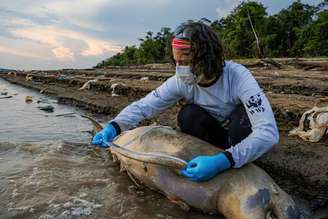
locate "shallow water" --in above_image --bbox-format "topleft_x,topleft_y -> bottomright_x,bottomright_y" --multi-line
0,78 -> 217,219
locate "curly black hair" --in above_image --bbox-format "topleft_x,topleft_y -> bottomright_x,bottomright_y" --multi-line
169,20 -> 225,80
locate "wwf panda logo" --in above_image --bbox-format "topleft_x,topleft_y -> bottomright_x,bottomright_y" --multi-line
246,93 -> 265,115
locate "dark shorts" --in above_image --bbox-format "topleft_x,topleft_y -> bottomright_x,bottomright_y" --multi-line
177,104 -> 252,149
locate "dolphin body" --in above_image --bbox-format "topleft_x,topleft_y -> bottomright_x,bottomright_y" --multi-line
86,116 -> 299,219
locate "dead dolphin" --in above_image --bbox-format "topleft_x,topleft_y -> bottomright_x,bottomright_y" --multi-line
85,116 -> 300,219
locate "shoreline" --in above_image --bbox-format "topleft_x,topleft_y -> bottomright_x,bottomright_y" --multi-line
1,62 -> 327,207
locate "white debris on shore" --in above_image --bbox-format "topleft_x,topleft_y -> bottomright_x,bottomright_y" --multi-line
78,78 -> 99,90
289,105 -> 328,142
140,76 -> 149,82
110,83 -> 124,96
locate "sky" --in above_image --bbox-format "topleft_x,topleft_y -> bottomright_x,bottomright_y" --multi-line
0,0 -> 322,70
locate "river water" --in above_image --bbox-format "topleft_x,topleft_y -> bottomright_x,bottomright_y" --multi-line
0,78 -> 217,219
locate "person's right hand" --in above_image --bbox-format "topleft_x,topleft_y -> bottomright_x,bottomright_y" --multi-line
91,123 -> 117,148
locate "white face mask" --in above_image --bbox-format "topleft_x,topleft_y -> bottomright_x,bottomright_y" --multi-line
175,65 -> 196,85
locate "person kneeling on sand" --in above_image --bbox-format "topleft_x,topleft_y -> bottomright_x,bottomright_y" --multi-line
92,20 -> 279,182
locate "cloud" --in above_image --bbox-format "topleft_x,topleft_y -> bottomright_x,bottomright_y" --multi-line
39,0 -> 110,31
216,0 -> 241,19
44,0 -> 109,15
17,0 -> 173,32
0,44 -> 48,59
10,18 -> 35,27
11,25 -> 122,59
52,47 -> 74,60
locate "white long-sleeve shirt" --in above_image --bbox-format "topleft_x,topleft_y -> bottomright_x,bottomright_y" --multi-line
111,60 -> 279,168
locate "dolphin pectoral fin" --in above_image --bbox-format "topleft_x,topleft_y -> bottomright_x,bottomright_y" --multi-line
167,196 -> 190,211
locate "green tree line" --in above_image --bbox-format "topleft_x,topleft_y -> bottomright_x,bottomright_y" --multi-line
96,0 -> 327,67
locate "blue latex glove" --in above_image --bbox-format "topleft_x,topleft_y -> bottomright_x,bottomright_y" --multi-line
91,123 -> 117,148
181,153 -> 231,182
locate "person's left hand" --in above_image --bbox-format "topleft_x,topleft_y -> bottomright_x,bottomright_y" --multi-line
181,153 -> 231,182
91,123 -> 117,148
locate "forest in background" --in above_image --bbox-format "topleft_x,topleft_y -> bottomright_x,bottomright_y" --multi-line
96,1 -> 327,68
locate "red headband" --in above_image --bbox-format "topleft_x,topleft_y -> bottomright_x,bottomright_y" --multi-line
172,38 -> 191,49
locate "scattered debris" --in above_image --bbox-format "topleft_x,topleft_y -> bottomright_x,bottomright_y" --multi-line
294,60 -> 328,71
7,72 -> 17,76
25,75 -> 33,81
37,98 -> 50,104
40,88 -> 47,94
78,79 -> 98,90
25,96 -> 33,103
0,95 -> 12,99
57,75 -> 69,81
55,112 -> 76,117
260,58 -> 282,69
140,76 -> 149,82
273,71 -> 280,77
289,106 -> 328,142
110,83 -> 121,96
38,105 -> 54,113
